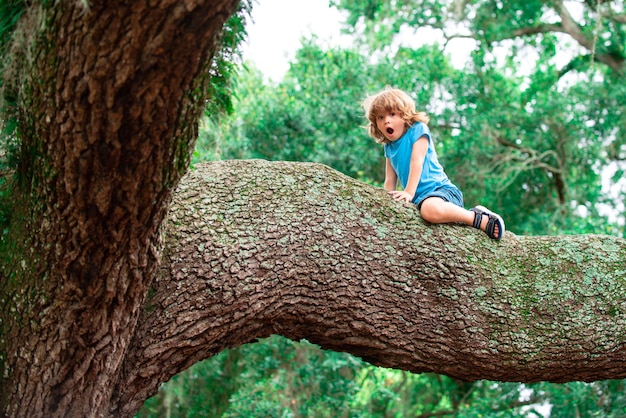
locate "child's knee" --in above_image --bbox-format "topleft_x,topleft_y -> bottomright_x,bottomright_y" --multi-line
420,200 -> 441,222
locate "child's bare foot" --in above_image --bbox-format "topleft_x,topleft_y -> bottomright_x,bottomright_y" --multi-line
470,206 -> 505,240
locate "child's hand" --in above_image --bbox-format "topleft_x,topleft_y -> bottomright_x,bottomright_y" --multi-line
389,190 -> 414,203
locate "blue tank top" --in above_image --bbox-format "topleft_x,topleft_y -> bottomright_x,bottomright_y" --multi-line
384,122 -> 454,204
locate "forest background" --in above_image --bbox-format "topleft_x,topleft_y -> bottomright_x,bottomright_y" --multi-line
133,0 -> 626,417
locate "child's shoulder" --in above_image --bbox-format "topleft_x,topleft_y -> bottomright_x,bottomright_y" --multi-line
408,121 -> 430,136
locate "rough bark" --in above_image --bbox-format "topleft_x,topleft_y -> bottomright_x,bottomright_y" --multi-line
0,0 -> 239,417
111,159 -> 626,416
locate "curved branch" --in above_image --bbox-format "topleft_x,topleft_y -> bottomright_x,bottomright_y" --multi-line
551,0 -> 624,72
510,23 -> 565,38
554,0 -> 594,50
488,0 -> 624,73
605,12 -> 626,24
114,160 -> 626,416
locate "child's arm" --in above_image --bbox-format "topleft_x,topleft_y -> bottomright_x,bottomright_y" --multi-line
384,158 -> 398,192
389,135 -> 429,203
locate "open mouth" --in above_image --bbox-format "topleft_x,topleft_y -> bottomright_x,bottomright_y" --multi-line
386,128 -> 394,135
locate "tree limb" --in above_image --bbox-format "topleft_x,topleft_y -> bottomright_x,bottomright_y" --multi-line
113,160 -> 626,416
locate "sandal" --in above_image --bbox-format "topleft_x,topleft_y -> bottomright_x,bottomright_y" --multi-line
469,205 -> 505,240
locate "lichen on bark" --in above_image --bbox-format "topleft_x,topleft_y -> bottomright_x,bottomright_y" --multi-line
116,159 -> 626,414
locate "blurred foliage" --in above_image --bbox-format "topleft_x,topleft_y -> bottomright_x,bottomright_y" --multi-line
0,0 -> 23,175
204,0 -> 253,119
195,39 -> 386,184
0,0 -> 23,59
139,336 -> 626,417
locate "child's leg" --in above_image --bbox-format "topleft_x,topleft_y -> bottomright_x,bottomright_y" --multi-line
420,197 -> 503,239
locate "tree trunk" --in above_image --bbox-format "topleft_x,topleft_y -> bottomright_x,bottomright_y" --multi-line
111,160 -> 626,416
0,1 -> 239,417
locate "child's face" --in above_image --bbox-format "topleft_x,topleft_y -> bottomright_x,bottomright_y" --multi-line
376,110 -> 406,142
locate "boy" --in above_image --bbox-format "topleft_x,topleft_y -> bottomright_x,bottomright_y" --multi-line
363,87 -> 505,239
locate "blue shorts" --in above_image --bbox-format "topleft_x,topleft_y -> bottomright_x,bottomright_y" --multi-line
416,185 -> 464,209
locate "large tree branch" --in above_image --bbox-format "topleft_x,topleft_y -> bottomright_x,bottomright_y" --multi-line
114,160 -> 626,417
489,0 -> 624,73
553,0 -> 624,72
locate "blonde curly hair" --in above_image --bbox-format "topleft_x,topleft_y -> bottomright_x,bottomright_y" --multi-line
362,87 -> 430,145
